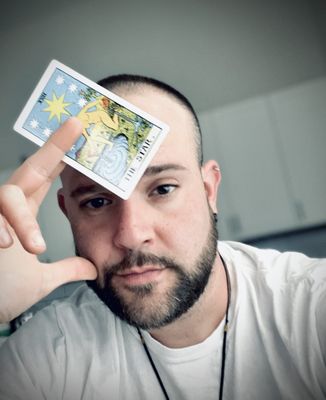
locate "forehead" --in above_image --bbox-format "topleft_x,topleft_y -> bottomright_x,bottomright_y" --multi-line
121,87 -> 197,164
61,87 -> 198,188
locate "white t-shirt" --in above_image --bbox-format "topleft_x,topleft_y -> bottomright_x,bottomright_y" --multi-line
0,241 -> 325,400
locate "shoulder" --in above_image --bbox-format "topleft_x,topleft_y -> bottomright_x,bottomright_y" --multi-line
218,240 -> 326,334
218,240 -> 326,289
0,285 -> 124,376
41,284 -> 124,343
0,284 -> 119,357
219,241 -> 326,358
0,286 -> 130,398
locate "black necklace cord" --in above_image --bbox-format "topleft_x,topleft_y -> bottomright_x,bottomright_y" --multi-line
219,254 -> 231,400
137,327 -> 170,400
137,252 -> 231,400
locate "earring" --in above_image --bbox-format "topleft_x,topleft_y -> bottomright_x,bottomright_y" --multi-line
213,212 -> 218,224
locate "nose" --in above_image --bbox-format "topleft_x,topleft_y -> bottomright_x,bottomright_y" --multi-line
113,197 -> 154,251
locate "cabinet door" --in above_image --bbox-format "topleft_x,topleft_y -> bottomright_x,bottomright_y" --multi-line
269,77 -> 326,227
201,97 -> 297,240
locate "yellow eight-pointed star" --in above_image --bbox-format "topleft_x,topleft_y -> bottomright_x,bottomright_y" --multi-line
43,92 -> 71,122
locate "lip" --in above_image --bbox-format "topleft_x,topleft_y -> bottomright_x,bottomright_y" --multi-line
114,266 -> 164,285
116,265 -> 163,276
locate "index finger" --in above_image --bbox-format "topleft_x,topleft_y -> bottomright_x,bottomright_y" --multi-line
8,117 -> 83,195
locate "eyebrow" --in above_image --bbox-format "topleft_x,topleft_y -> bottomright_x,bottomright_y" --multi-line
70,184 -> 102,198
143,163 -> 187,176
70,164 -> 188,198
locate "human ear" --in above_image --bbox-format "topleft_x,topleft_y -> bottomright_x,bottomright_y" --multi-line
201,160 -> 221,213
57,188 -> 68,218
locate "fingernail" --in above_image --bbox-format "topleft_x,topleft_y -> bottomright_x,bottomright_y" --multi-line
32,232 -> 46,248
0,227 -> 12,246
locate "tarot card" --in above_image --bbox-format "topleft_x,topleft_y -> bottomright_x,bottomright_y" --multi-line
14,60 -> 169,199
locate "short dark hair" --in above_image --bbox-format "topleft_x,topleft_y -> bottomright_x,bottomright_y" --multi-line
97,74 -> 203,165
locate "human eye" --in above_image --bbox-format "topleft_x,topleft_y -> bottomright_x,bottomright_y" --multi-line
150,184 -> 177,197
81,197 -> 112,209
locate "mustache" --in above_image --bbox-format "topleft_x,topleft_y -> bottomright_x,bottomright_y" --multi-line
104,251 -> 182,277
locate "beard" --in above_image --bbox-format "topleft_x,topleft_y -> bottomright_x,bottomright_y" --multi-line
77,212 -> 218,330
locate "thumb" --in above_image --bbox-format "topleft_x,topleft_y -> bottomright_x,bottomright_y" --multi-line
41,257 -> 98,296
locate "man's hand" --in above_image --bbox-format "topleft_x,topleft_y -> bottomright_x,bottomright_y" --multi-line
0,118 -> 97,323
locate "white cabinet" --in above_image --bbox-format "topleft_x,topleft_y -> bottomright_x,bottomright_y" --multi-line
199,76 -> 326,240
201,97 -> 297,240
268,77 -> 326,227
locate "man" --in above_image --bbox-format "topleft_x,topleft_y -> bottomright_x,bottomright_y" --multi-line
0,75 -> 325,400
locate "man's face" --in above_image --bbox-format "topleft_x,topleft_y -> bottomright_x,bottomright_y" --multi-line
58,87 -> 221,329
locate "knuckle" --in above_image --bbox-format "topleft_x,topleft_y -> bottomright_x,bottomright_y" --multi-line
0,184 -> 23,201
25,160 -> 51,179
22,218 -> 39,233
